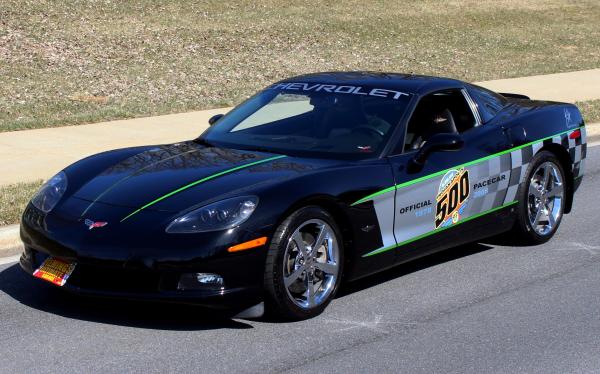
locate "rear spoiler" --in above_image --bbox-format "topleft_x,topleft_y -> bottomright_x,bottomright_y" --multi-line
500,92 -> 530,100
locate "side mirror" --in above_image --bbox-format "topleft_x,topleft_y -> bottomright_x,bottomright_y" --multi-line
208,114 -> 224,126
410,133 -> 464,169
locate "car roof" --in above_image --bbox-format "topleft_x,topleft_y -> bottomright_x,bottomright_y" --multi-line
278,72 -> 466,95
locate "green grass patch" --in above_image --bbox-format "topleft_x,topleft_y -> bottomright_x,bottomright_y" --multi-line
1,0 -> 600,132
578,99 -> 600,124
0,181 -> 43,226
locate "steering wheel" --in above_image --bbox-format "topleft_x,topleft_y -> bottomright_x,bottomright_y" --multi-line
350,125 -> 385,138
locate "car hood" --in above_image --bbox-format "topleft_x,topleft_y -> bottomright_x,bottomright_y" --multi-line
70,141 -> 332,216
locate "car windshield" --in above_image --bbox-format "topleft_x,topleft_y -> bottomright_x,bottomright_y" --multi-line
201,82 -> 412,159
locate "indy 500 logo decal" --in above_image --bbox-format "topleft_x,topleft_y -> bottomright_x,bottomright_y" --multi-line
435,168 -> 470,228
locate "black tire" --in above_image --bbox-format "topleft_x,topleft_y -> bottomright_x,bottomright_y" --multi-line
511,151 -> 566,245
264,206 -> 344,320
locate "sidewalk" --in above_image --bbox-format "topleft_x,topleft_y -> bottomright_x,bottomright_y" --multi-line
477,68 -> 600,103
1,68 -> 600,187
0,107 -> 230,186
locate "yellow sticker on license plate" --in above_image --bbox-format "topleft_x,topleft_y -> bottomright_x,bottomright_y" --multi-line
33,257 -> 76,287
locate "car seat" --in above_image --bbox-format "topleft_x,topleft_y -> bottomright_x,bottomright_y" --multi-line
409,108 -> 458,150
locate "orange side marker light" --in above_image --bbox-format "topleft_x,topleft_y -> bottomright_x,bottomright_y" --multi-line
227,237 -> 268,253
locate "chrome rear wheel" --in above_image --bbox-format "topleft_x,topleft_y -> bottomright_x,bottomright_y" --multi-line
527,161 -> 564,236
511,151 -> 566,245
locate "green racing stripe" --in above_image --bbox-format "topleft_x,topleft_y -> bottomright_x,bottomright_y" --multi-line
120,154 -> 287,222
362,200 -> 519,257
351,127 -> 581,206
80,149 -> 199,218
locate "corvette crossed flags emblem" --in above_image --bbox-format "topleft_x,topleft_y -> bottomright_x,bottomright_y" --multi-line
84,219 -> 108,230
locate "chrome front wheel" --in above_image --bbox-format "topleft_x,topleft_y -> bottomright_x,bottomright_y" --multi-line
264,206 -> 344,320
283,219 -> 340,309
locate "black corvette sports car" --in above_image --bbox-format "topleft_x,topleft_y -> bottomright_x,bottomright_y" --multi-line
20,72 -> 586,320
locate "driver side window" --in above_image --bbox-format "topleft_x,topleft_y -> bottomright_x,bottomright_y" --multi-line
401,89 -> 477,153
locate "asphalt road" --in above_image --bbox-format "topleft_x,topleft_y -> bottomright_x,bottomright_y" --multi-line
1,144 -> 599,374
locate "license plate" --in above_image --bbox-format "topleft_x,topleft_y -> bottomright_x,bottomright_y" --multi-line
33,257 -> 76,287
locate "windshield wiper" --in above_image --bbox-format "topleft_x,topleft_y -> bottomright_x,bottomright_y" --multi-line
237,146 -> 286,155
195,138 -> 287,155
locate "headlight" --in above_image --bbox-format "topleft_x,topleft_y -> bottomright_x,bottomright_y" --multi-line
31,171 -> 68,213
166,196 -> 258,233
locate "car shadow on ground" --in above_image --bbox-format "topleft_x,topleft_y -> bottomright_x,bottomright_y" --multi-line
480,232 -> 532,247
337,242 -> 494,297
0,263 -> 253,331
0,242 -> 494,329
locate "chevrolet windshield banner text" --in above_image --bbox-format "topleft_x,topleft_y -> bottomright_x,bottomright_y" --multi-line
270,82 -> 410,100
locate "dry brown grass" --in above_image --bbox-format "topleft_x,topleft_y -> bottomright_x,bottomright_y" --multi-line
1,0 -> 599,132
0,180 -> 42,225
578,99 -> 600,124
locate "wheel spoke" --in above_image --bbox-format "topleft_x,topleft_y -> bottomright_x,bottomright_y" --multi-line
529,183 -> 542,199
284,265 -> 305,288
314,261 -> 337,275
546,183 -> 563,199
291,231 -> 307,257
312,224 -> 327,254
546,204 -> 556,226
541,164 -> 551,189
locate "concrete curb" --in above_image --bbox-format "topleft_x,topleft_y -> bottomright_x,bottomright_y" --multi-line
0,225 -> 22,260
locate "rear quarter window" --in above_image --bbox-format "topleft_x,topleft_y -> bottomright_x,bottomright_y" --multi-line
467,84 -> 507,123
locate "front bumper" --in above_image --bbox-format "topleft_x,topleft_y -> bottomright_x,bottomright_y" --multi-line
19,204 -> 269,313
19,247 -> 262,312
